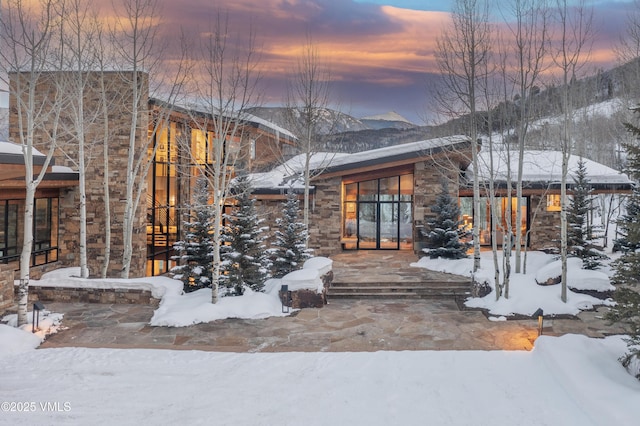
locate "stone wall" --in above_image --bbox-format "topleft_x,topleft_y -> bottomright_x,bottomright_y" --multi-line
0,264 -> 14,315
414,161 -> 460,251
528,194 -> 561,251
307,176 -> 343,257
0,261 -> 66,315
9,71 -> 150,278
19,285 -> 160,307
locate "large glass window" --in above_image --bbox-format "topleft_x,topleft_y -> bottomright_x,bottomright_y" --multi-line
0,197 -> 58,265
342,174 -> 413,250
460,196 -> 529,246
147,121 -> 180,276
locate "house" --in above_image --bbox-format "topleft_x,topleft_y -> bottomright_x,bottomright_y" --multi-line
1,69 -> 633,316
250,146 -> 632,257
250,136 -> 473,256
459,150 -> 632,250
0,140 -> 79,313
0,70 -> 296,315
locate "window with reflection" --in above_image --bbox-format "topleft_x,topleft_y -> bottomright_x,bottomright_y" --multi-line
0,197 -> 58,265
147,120 -> 180,276
460,196 -> 529,246
342,174 -> 413,250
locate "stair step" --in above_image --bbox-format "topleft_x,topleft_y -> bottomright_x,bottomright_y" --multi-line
327,291 -> 470,299
331,281 -> 469,288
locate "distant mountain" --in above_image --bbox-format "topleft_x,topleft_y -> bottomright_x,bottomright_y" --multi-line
251,57 -> 640,169
245,107 -> 369,135
362,111 -> 412,123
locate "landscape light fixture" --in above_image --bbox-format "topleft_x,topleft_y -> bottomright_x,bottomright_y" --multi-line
280,285 -> 291,313
532,308 -> 544,336
32,301 -> 45,333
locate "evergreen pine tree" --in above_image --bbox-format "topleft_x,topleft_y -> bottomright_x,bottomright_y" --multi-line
567,159 -> 607,269
422,179 -> 471,259
220,176 -> 270,296
606,106 -> 640,379
171,176 -> 214,293
271,188 -> 313,278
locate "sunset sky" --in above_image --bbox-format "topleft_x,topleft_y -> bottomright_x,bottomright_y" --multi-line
159,0 -> 636,123
1,0 -> 637,124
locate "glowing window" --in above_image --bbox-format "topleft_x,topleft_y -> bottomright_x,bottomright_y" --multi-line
546,194 -> 561,212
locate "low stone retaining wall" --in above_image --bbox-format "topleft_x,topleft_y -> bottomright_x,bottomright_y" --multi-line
0,264 -> 15,314
16,285 -> 160,308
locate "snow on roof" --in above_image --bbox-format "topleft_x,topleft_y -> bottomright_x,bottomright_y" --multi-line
249,135 -> 470,190
470,149 -> 631,185
242,112 -> 297,140
0,140 -> 45,156
249,152 -> 350,189
158,98 -> 297,140
323,135 -> 469,172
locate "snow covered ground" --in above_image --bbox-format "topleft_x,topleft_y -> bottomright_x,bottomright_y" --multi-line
412,251 -> 617,317
1,251 -> 639,424
0,332 -> 638,425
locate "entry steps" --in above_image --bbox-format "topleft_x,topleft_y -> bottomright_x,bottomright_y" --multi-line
327,279 -> 471,299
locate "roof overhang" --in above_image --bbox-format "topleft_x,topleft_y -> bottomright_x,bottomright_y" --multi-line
313,138 -> 472,180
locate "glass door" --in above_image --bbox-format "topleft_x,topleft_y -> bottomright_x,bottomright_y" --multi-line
342,174 -> 413,250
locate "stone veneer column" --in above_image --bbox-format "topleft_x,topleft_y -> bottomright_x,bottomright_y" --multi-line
413,161 -> 460,252
0,264 -> 15,315
10,71 -> 150,278
308,176 -> 343,257
528,194 -> 560,250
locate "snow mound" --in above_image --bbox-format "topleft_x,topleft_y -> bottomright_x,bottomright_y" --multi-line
414,251 -> 614,316
36,267 -> 182,299
280,268 -> 323,293
303,256 -> 332,276
0,324 -> 41,357
535,258 -> 614,292
150,287 -> 290,327
534,335 -> 639,426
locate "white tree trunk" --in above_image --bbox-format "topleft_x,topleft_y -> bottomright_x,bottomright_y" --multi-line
17,184 -> 35,326
100,73 -> 112,278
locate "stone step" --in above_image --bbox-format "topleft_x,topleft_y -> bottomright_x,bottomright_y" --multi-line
327,290 -> 470,299
327,284 -> 471,299
331,280 -> 469,288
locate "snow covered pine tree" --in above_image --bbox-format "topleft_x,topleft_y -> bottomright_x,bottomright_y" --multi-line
422,179 -> 471,259
171,176 -> 214,293
606,105 -> 640,379
221,176 -> 270,296
271,188 -> 313,278
567,159 -> 607,269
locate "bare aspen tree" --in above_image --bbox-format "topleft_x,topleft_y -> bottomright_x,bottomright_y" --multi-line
477,27 -> 502,298
552,0 -> 593,302
285,36 -> 334,233
55,0 -> 102,278
95,18 -> 115,278
110,0 -> 160,278
436,0 -> 491,273
189,15 -> 261,304
110,0 -> 185,278
0,0 -> 63,325
503,0 -> 550,274
495,30 -> 516,299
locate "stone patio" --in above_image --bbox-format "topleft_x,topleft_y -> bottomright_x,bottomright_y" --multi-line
30,251 -> 627,353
